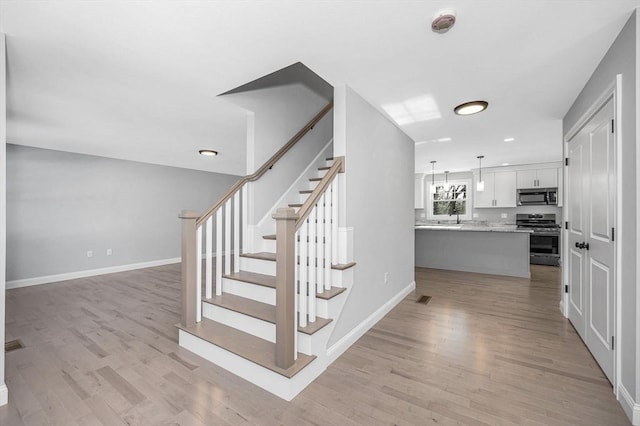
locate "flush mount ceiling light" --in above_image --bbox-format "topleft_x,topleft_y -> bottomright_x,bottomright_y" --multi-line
199,149 -> 218,157
432,9 -> 456,33
454,100 -> 488,116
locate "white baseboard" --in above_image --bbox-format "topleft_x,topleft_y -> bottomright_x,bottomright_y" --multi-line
0,383 -> 8,406
6,257 -> 181,290
326,281 -> 416,363
618,384 -> 640,425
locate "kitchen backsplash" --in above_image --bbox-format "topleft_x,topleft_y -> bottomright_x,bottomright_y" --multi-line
415,205 -> 562,224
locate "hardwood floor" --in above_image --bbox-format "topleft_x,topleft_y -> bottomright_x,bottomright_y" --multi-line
0,264 -> 630,425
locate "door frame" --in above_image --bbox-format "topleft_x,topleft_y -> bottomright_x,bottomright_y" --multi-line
562,75 -> 621,394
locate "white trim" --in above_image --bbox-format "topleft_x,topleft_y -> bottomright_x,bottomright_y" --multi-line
326,281 -> 416,363
0,384 -> 7,406
562,78 -> 620,392
6,257 -> 181,289
618,384 -> 640,425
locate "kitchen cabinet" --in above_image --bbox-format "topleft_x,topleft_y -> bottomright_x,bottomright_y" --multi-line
516,168 -> 557,189
474,171 -> 516,208
415,174 -> 425,208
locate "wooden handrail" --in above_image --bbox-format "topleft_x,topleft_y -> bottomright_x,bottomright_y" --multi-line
295,156 -> 344,229
195,101 -> 333,227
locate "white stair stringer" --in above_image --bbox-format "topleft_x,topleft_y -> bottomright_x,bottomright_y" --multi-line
178,329 -> 327,401
250,142 -> 334,253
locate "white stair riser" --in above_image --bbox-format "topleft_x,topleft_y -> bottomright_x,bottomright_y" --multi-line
261,239 -> 276,253
202,303 -> 321,356
222,278 -> 275,305
179,330 -> 326,401
239,257 -> 276,275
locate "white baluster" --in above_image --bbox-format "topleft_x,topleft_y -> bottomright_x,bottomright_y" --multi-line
308,208 -> 316,323
331,180 -> 338,265
216,209 -> 222,296
294,227 -> 299,360
324,190 -> 332,292
299,224 -> 308,328
241,185 -> 248,254
316,196 -> 324,294
206,216 -> 213,299
233,191 -> 240,273
225,199 -> 231,275
196,225 -> 202,322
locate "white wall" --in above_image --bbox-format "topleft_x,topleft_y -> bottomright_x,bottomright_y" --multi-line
562,10 -> 637,421
328,85 -> 415,346
0,32 -> 8,406
6,145 -> 239,283
223,83 -> 332,223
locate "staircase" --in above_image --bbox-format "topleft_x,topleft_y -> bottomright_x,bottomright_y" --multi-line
176,102 -> 356,400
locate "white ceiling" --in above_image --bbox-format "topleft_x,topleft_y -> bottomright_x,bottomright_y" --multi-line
1,1 -> 639,176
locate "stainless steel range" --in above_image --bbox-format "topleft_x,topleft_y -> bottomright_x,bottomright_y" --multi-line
516,213 -> 560,266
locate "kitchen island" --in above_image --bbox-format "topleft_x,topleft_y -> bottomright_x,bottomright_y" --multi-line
415,224 -> 531,278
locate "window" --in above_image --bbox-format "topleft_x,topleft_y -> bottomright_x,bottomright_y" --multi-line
427,179 -> 472,220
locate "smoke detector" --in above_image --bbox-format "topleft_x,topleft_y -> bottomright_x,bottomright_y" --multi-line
432,9 -> 456,33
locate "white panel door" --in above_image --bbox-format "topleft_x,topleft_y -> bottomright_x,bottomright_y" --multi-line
493,171 -> 516,207
567,132 -> 587,339
566,98 -> 615,383
537,168 -> 557,188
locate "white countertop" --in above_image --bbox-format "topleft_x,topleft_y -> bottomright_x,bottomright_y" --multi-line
415,224 -> 532,233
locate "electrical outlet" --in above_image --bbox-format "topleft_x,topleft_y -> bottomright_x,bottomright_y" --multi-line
384,272 -> 389,284
501,213 -> 508,219
87,250 -> 93,258
107,248 -> 112,256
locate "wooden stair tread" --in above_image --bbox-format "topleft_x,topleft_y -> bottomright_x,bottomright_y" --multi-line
204,294 -> 332,335
288,203 -> 303,208
241,252 -> 355,270
224,270 -> 275,288
262,234 -> 276,240
240,252 -> 277,261
177,318 -> 316,378
299,190 -> 313,194
325,157 -> 334,161
316,286 -> 347,300
331,262 -> 357,271
318,166 -> 331,171
309,177 -> 323,182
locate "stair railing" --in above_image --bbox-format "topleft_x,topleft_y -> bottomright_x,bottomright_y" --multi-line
179,101 -> 333,329
273,156 -> 344,369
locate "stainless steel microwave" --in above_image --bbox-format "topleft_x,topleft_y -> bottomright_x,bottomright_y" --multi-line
517,189 -> 558,206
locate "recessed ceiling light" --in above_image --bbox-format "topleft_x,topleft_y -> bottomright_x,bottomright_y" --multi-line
199,149 -> 218,156
454,101 -> 488,116
504,137 -> 515,142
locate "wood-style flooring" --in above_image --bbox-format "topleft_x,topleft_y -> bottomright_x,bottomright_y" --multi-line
0,264 -> 630,425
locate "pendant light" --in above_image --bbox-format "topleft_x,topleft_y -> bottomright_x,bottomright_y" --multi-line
476,155 -> 485,192
444,170 -> 449,189
430,160 -> 437,192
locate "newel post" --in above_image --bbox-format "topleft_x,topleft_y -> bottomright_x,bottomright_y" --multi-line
179,210 -> 199,328
273,207 -> 298,369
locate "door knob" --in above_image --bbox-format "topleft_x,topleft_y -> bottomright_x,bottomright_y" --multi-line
575,241 -> 589,250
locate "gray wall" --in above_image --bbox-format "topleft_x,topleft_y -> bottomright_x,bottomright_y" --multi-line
563,11 -> 637,402
329,85 -> 415,346
6,144 -> 239,281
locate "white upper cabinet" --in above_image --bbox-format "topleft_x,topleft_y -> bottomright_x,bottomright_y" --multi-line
516,168 -> 558,189
415,174 -> 425,208
474,171 -> 516,208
